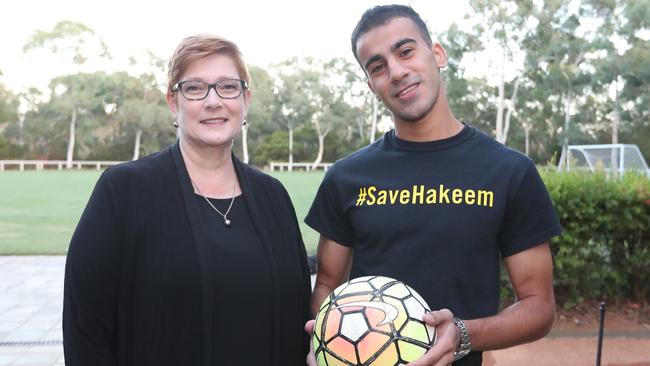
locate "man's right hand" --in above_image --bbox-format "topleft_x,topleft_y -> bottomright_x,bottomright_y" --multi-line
305,320 -> 317,366
407,309 -> 459,366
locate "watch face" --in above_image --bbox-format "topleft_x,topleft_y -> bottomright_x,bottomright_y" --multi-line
454,349 -> 471,361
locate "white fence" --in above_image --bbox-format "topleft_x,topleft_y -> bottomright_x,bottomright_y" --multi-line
0,160 -> 123,171
0,160 -> 334,172
269,162 -> 333,172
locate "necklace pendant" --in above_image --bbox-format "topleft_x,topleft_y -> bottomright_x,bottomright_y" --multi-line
224,217 -> 232,227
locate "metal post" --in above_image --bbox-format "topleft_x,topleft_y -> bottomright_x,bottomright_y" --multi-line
596,302 -> 606,366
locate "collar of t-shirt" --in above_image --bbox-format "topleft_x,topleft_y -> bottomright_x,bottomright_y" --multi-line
385,123 -> 474,152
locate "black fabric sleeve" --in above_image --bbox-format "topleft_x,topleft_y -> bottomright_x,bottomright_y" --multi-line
497,160 -> 562,257
63,170 -> 122,366
304,166 -> 354,247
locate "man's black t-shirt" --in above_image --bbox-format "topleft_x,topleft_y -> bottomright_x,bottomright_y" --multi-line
306,125 -> 562,365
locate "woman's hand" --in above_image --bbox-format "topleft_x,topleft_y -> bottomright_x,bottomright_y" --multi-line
305,320 -> 317,366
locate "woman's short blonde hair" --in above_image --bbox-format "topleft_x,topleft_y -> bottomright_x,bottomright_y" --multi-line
167,34 -> 250,94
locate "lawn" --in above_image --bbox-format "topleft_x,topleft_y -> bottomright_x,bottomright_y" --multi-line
0,170 -> 324,255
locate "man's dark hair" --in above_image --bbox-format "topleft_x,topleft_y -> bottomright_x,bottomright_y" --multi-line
350,4 -> 433,62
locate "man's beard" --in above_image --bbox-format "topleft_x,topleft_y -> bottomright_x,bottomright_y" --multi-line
390,94 -> 437,123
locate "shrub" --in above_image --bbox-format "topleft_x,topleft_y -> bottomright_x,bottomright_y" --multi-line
540,170 -> 650,306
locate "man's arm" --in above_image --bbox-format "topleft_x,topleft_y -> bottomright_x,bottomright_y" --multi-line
409,242 -> 554,365
466,242 -> 555,350
306,235 -> 353,366
310,235 -> 353,316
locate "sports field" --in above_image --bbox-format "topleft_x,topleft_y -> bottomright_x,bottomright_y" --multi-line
0,170 -> 324,255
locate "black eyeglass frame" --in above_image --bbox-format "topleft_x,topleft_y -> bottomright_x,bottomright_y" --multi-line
171,78 -> 249,100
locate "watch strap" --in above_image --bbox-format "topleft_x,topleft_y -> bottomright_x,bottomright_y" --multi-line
453,317 -> 471,361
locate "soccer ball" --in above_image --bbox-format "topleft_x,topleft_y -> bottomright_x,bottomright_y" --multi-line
312,276 -> 436,366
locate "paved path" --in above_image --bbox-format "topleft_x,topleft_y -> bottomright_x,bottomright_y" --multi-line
0,256 -> 64,366
1,256 -> 649,366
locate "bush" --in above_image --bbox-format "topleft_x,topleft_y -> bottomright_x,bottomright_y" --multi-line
540,170 -> 650,306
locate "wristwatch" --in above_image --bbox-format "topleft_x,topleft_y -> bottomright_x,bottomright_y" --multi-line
453,317 -> 471,361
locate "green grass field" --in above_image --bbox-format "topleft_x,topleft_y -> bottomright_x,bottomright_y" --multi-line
0,170 -> 324,255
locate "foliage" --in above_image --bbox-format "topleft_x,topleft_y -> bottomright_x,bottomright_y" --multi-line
0,84 -> 21,158
0,84 -> 19,125
0,135 -> 9,157
250,130 -> 290,166
541,170 -> 650,305
23,20 -> 110,64
1,3 -> 649,165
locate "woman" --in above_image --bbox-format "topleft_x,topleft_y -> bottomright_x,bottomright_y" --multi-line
63,34 -> 311,366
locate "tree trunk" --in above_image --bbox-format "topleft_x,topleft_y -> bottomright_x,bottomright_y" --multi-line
312,134 -> 326,170
495,49 -> 506,143
242,124 -> 249,164
132,129 -> 142,161
370,97 -> 378,143
561,90 -> 572,167
611,77 -> 621,145
288,128 -> 294,172
611,80 -> 620,172
18,117 -> 24,147
524,123 -> 531,156
502,77 -> 521,145
312,118 -> 327,169
355,115 -> 364,141
611,109 -> 619,173
66,108 -> 77,169
612,110 -> 619,145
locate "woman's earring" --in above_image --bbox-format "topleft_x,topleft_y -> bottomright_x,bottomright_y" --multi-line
173,121 -> 179,128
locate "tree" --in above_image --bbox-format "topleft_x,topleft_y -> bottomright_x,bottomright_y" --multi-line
334,58 -> 386,145
111,72 -> 169,160
438,23 -> 495,136
0,84 -> 20,158
23,20 -> 110,66
272,58 -> 316,170
0,84 -> 19,125
272,57 -> 361,169
524,1 -> 596,164
307,58 -> 355,168
23,21 -> 111,167
120,51 -> 169,160
243,65 -> 275,164
33,72 -> 113,162
467,0 -> 537,144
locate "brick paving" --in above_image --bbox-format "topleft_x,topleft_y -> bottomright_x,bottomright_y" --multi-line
1,256 -> 648,366
0,256 -> 64,366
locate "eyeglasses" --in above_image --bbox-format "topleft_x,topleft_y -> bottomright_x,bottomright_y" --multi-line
171,79 -> 248,100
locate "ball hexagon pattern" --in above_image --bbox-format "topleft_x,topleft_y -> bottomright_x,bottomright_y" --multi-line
312,276 -> 436,366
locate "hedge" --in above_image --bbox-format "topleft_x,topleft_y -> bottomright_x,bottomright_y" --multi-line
539,170 -> 650,307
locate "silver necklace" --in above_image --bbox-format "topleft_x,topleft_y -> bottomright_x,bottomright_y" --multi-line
191,179 -> 236,227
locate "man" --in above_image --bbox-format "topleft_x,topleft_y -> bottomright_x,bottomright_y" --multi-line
305,5 -> 562,366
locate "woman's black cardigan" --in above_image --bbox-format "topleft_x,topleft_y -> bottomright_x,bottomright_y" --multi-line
63,142 -> 311,365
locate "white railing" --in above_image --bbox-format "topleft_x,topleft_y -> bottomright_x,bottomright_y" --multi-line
0,160 -> 123,171
269,162 -> 333,172
1,160 -> 333,172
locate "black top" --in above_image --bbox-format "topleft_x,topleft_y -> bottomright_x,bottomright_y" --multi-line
63,142 -> 311,366
306,125 -> 562,365
196,194 -> 274,365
